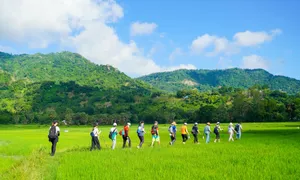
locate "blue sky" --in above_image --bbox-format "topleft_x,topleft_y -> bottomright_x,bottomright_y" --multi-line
0,0 -> 299,79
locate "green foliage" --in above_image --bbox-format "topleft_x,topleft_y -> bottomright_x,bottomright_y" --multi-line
1,51 -> 300,125
138,68 -> 300,94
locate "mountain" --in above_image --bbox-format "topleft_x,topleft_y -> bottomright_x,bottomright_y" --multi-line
137,68 -> 300,94
0,51 -> 150,90
1,51 -> 300,125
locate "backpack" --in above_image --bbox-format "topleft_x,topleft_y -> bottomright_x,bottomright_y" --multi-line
137,126 -> 141,134
168,126 -> 173,134
214,127 -> 219,134
90,128 -> 95,137
151,126 -> 157,135
119,129 -> 125,136
234,124 -> 240,132
48,126 -> 57,139
109,128 -> 116,140
191,126 -> 196,134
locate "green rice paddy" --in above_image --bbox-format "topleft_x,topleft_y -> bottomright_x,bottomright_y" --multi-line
0,122 -> 300,180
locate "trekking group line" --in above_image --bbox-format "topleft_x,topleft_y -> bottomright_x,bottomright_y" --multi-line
48,120 -> 243,156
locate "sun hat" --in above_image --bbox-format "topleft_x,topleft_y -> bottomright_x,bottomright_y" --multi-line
229,122 -> 233,126
194,122 -> 198,125
113,123 -> 117,126
184,122 -> 187,125
171,121 -> 177,125
127,122 -> 131,126
207,122 -> 211,125
217,122 -> 220,125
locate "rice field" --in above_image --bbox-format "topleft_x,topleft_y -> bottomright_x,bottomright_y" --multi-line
0,122 -> 300,180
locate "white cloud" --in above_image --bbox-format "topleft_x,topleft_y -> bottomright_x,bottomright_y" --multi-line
241,55 -> 269,70
0,0 -> 195,76
190,34 -> 216,53
190,29 -> 281,56
130,22 -> 157,36
162,64 -> 197,72
169,48 -> 183,61
233,30 -> 277,47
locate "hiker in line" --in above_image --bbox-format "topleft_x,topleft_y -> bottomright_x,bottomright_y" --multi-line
90,123 -> 101,151
214,122 -> 223,143
109,123 -> 118,150
137,121 -> 145,149
228,122 -> 236,142
169,121 -> 177,145
150,121 -> 160,147
204,122 -> 211,144
48,120 -> 60,156
191,122 -> 200,144
235,122 -> 243,139
122,122 -> 131,148
181,122 -> 189,144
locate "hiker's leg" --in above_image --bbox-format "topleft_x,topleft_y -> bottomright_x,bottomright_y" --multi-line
95,137 -> 101,150
112,139 -> 116,149
128,136 -> 131,147
51,138 -> 58,155
90,137 -> 95,151
181,134 -> 184,142
122,136 -> 126,148
139,136 -> 144,147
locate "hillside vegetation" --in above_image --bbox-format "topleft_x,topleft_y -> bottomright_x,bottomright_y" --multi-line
1,51 -> 300,125
138,68 -> 300,94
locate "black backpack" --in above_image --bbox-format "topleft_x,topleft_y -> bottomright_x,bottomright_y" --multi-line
234,124 -> 240,132
48,126 -> 57,139
214,127 -> 219,134
109,128 -> 116,139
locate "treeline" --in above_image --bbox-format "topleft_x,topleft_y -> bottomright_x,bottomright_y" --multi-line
0,80 -> 299,125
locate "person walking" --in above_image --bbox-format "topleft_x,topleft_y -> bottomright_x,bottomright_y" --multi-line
110,123 -> 118,150
214,122 -> 223,143
228,123 -> 236,142
137,121 -> 145,149
169,121 -> 177,145
90,123 -> 101,151
122,122 -> 131,148
48,120 -> 60,156
191,122 -> 199,144
181,123 -> 189,144
235,122 -> 243,139
150,121 -> 160,147
204,122 -> 211,144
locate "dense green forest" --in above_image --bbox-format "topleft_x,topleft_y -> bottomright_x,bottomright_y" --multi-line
1,51 -> 300,125
138,69 -> 300,94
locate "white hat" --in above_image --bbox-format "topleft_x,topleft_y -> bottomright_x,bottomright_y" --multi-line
229,123 -> 233,126
127,122 -> 131,126
217,122 -> 220,125
113,123 -> 117,126
184,122 -> 187,125
194,122 -> 198,125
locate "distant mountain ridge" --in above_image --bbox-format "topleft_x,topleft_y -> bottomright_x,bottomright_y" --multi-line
0,51 -> 150,90
137,68 -> 300,94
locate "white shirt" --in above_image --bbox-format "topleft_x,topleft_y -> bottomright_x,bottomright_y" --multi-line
93,127 -> 99,137
110,127 -> 117,132
228,126 -> 234,133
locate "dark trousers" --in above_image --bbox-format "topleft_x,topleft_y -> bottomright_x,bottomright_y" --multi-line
122,135 -> 131,148
138,135 -> 144,147
49,138 -> 58,156
90,136 -> 101,151
182,134 -> 188,142
170,134 -> 176,144
193,134 -> 198,143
